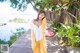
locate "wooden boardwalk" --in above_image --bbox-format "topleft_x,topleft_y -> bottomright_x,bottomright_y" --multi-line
9,29 -> 68,53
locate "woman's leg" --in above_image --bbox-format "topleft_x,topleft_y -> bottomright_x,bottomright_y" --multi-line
33,40 -> 47,53
40,40 -> 47,53
33,41 -> 40,53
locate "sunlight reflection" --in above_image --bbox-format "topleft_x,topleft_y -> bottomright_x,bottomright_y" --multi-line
70,50 -> 74,53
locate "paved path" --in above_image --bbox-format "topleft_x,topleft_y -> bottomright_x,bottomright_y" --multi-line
9,29 -> 68,53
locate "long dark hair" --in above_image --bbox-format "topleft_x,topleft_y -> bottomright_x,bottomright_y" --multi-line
34,10 -> 46,21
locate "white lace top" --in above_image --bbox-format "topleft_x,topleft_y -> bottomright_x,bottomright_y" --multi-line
30,21 -> 43,41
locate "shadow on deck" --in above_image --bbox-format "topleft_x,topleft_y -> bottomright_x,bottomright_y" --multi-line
9,29 -> 68,53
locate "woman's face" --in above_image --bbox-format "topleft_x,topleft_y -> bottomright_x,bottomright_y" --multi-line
39,13 -> 45,20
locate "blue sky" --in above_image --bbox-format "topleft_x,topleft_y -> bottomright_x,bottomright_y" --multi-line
0,1 -> 38,23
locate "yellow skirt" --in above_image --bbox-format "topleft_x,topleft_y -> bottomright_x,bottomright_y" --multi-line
32,39 -> 47,53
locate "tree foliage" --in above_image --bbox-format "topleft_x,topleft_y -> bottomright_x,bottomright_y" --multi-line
0,0 -> 5,2
9,0 -> 34,11
1,0 -> 80,11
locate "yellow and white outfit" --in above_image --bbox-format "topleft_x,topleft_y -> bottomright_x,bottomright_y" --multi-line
30,18 -> 47,53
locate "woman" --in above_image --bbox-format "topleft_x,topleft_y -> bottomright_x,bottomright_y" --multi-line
31,10 -> 47,53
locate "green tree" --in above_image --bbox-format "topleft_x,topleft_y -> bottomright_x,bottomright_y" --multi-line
35,0 -> 80,23
0,39 -> 7,45
0,0 -> 80,23
8,35 -> 17,46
